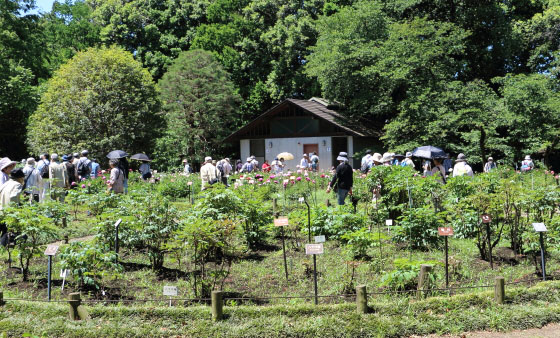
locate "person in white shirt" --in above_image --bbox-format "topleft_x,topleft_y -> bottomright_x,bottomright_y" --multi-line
483,157 -> 497,173
200,156 -> 218,190
453,153 -> 474,177
22,158 -> 42,202
521,155 -> 534,172
240,157 -> 254,173
299,154 -> 310,170
271,157 -> 284,173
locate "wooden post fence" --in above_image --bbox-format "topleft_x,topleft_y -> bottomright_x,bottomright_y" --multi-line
494,276 -> 505,304
211,291 -> 223,321
356,285 -> 367,314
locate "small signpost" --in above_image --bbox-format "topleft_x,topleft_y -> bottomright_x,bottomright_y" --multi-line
60,269 -> 69,292
44,244 -> 59,301
187,181 -> 194,204
533,223 -> 548,281
386,219 -> 393,233
163,286 -> 178,306
314,235 -> 326,243
274,217 -> 290,281
114,219 -> 122,264
305,243 -> 324,305
438,227 -> 454,289
481,214 -> 493,269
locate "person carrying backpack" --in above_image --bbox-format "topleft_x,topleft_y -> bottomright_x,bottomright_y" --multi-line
22,158 -> 41,202
521,155 -> 534,172
77,150 -> 92,180
241,158 -> 254,173
310,152 -> 320,172
62,155 -> 77,188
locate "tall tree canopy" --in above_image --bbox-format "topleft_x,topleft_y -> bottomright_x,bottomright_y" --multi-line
155,49 -> 241,170
27,47 -> 161,161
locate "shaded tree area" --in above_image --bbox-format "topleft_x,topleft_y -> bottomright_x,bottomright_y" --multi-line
4,0 -> 560,167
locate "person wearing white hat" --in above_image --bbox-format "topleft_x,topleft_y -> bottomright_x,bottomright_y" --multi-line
200,156 -> 218,190
241,157 -> 255,173
521,155 -> 534,172
250,155 -> 259,171
22,157 -> 42,202
381,152 -> 394,166
401,152 -> 415,168
360,150 -> 373,173
372,153 -> 383,166
327,152 -> 353,205
483,156 -> 497,173
452,153 -> 473,177
299,153 -> 310,170
0,157 -> 17,185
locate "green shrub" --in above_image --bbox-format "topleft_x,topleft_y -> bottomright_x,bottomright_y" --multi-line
394,206 -> 441,250
59,242 -> 121,289
380,258 -> 439,291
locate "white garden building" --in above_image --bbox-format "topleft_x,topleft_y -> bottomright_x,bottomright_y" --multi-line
225,98 -> 380,171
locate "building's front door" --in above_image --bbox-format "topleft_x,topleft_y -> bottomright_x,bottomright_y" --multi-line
303,144 -> 319,170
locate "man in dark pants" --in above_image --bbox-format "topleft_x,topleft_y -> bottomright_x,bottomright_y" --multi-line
326,152 -> 353,205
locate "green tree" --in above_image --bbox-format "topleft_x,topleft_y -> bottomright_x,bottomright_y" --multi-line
40,0 -> 102,75
27,47 -> 161,162
156,49 -> 241,169
88,0 -> 209,79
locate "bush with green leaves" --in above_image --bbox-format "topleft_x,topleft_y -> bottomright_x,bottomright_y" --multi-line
380,258 -> 439,291
309,206 -> 369,240
1,206 -> 58,281
341,227 -> 386,260
394,206 -> 442,250
59,241 -> 121,289
156,174 -> 197,199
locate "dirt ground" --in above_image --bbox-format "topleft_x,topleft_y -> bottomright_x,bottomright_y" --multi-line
417,323 -> 560,337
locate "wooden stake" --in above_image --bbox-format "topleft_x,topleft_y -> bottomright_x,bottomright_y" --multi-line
356,285 -> 367,314
494,276 -> 505,305
68,292 -> 81,320
211,291 -> 223,321
416,264 -> 433,299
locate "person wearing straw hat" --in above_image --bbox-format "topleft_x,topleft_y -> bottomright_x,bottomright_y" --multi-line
327,152 -> 353,205
521,155 -> 534,172
381,152 -> 394,166
483,157 -> 497,173
452,153 -> 473,177
372,153 -> 383,166
0,157 -> 17,185
401,152 -> 415,168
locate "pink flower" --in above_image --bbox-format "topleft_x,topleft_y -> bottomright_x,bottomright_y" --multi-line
422,176 -> 426,178
71,182 -> 77,186
246,176 -> 251,180
304,172 -> 309,176
101,170 -> 106,174
129,169 -> 133,172
266,179 -> 270,183
106,180 -> 111,184
81,184 -> 86,188
274,180 -> 279,184
270,175 -> 276,179
297,169 -> 302,174
320,174 -> 325,178
283,182 -> 287,187
306,177 -> 311,181
556,175 -> 559,180
87,183 -> 91,187
545,170 -> 550,174
240,175 -> 244,178
296,177 -> 302,181
552,171 -> 555,175
258,178 -> 263,182
312,180 -> 316,184
102,176 -> 106,180
81,178 -> 86,181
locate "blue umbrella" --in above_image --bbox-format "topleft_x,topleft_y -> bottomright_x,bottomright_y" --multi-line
411,146 -> 446,159
106,150 -> 129,159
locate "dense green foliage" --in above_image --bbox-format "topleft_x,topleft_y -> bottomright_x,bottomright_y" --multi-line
26,47 -> 161,161
156,50 -> 241,168
5,0 -> 560,161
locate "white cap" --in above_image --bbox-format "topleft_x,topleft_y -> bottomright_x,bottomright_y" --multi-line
205,156 -> 212,162
51,153 -> 59,160
246,157 -> 252,162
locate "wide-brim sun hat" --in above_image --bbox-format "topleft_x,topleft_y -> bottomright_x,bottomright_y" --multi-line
0,157 -> 17,171
246,157 -> 252,162
372,153 -> 383,163
406,152 -> 413,158
525,155 -> 531,160
337,152 -> 349,162
381,152 -> 393,163
455,153 -> 467,162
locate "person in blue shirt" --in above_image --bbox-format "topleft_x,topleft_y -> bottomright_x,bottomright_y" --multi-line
90,159 -> 100,179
